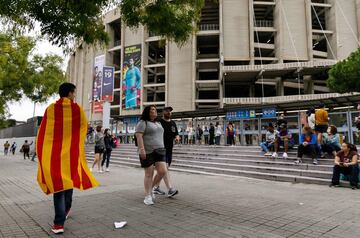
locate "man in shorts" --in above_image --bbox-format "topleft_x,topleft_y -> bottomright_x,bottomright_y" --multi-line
315,103 -> 329,156
153,106 -> 179,197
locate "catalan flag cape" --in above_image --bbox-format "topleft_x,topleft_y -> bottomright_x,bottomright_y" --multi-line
36,97 -> 99,195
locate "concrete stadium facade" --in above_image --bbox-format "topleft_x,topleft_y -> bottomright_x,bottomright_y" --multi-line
66,0 -> 360,122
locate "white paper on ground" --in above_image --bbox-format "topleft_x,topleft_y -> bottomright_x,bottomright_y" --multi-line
114,221 -> 127,229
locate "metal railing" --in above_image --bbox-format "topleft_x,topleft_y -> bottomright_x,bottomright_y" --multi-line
223,93 -> 359,105
198,24 -> 220,31
254,20 -> 274,28
223,60 -> 337,72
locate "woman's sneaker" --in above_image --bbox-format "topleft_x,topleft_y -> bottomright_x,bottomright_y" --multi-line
51,224 -> 64,234
312,159 -> 318,165
167,188 -> 179,198
264,152 -> 272,156
153,186 -> 166,195
144,195 -> 154,205
271,152 -> 278,158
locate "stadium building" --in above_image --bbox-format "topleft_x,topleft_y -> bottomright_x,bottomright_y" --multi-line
66,0 -> 360,144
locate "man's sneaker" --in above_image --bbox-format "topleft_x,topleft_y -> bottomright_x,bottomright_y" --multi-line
167,188 -> 179,198
351,186 -> 357,190
329,183 -> 340,188
98,169 -> 104,173
65,210 -> 70,220
264,152 -> 272,156
294,159 -> 302,165
51,224 -> 64,234
271,152 -> 278,158
312,159 -> 318,165
105,168 -> 110,172
153,186 -> 166,195
283,152 -> 288,159
320,153 -> 326,158
144,195 -> 154,205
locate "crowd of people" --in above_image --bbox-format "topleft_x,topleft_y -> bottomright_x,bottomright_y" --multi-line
259,103 -> 359,189
3,140 -> 36,160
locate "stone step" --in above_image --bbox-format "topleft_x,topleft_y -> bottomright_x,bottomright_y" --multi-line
86,153 -> 332,180
106,150 -> 334,165
86,157 -> 332,186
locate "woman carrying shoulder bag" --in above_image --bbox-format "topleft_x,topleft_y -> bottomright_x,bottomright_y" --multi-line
91,125 -> 105,173
135,105 -> 176,205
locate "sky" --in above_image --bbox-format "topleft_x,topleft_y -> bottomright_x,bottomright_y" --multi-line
7,36 -> 68,122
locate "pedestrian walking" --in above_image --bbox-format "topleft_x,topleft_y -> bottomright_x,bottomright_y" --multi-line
3,141 -> 10,156
135,105 -> 177,205
215,122 -> 222,145
21,140 -> 33,160
10,142 -> 16,155
209,123 -> 215,145
196,125 -> 203,145
153,106 -> 179,198
91,125 -> 105,173
36,83 -> 99,234
203,126 -> 210,145
101,128 -> 113,172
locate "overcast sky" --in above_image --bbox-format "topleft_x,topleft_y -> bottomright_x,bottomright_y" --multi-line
7,38 -> 67,121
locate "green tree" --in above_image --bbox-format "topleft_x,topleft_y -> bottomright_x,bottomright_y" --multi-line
0,32 -> 65,128
0,0 -> 205,47
327,48 -> 360,93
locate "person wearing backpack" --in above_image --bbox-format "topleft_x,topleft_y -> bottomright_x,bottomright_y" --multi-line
21,140 -> 33,160
135,105 -> 178,205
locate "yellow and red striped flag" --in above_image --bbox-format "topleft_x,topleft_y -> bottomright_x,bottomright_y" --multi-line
36,97 -> 99,195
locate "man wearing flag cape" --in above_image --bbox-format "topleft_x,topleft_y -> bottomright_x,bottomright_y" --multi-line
36,83 -> 99,234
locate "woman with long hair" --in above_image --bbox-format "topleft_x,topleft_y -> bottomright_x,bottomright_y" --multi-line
101,128 -> 113,172
91,125 -> 105,173
135,105 -> 176,205
321,125 -> 341,157
330,142 -> 359,189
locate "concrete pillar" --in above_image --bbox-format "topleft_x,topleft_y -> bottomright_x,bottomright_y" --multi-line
249,84 -> 255,97
303,76 -> 314,94
276,77 -> 284,96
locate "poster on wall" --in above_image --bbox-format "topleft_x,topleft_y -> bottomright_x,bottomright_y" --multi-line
93,55 -> 105,102
101,66 -> 115,102
122,45 -> 141,110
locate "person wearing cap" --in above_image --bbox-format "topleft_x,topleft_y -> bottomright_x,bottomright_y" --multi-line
315,103 -> 329,156
152,106 -> 179,197
260,123 -> 278,156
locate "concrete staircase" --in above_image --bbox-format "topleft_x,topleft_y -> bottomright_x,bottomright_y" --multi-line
86,144 -> 339,186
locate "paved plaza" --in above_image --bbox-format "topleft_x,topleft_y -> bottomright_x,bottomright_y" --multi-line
0,154 -> 360,238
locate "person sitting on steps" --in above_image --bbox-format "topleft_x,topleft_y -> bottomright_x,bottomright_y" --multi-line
330,142 -> 359,190
295,126 -> 318,165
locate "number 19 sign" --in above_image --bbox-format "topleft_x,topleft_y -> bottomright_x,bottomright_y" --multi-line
101,66 -> 115,102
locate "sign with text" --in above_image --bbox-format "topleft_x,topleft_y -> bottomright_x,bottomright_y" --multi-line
101,66 -> 115,102
262,108 -> 277,118
226,110 -> 256,120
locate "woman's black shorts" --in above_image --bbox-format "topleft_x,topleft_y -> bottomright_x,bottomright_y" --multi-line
139,150 -> 166,168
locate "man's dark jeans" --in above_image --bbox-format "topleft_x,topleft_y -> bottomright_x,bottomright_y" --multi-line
332,165 -> 359,186
54,189 -> 73,225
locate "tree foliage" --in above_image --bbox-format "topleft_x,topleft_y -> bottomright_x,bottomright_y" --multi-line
0,0 -> 206,47
0,0 -> 111,48
121,0 -> 205,45
0,32 -> 65,126
327,48 -> 360,93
